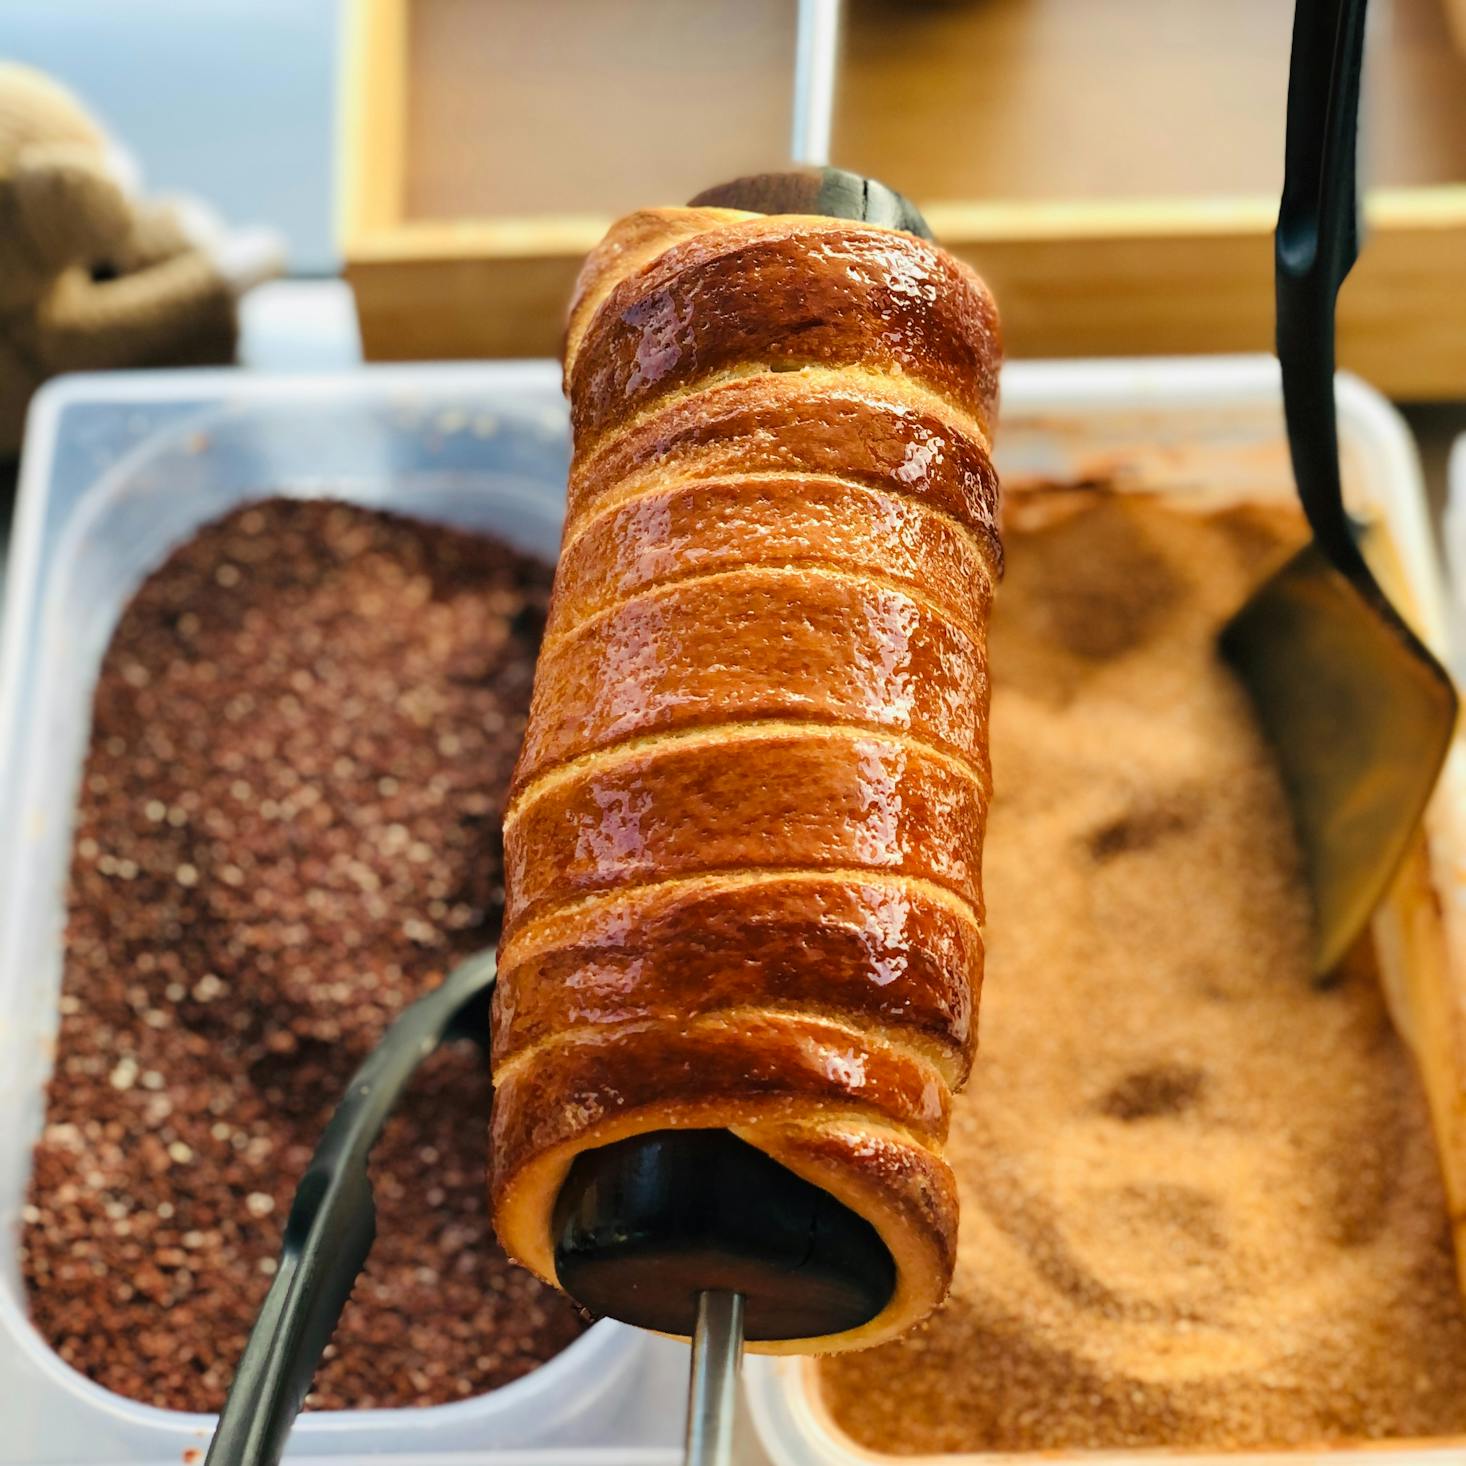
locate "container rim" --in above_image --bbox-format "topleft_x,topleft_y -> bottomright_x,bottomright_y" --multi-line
0,361 -> 646,1453
0,1275 -> 632,1442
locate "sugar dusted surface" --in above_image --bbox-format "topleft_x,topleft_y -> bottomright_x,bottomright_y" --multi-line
820,492 -> 1466,1453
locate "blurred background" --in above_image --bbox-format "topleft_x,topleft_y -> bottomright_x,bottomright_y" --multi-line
5,0 -> 1466,503
8,0 -> 338,273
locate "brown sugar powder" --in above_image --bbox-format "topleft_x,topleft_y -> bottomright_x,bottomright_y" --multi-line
820,491 -> 1466,1454
21,500 -> 585,1411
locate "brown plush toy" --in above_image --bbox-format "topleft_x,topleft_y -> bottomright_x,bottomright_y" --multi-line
0,63 -> 284,457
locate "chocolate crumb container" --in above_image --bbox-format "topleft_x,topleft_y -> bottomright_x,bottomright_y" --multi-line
0,365 -> 687,1465
748,357 -> 1466,1466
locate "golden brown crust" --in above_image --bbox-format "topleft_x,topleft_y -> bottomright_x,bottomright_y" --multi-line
491,1106 -> 960,1355
565,370 -> 1001,571
564,205 -> 756,369
492,206 -> 1000,1355
492,1013 -> 949,1173
494,873 -> 983,1082
503,726 -> 987,935
566,218 -> 1001,451
546,475 -> 993,639
745,1120 -> 961,1350
489,1013 -> 956,1351
511,566 -> 990,795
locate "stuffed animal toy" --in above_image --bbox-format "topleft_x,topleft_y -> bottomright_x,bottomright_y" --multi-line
0,63 -> 284,457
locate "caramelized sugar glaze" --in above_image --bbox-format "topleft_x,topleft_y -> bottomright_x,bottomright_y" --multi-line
491,209 -> 1002,1352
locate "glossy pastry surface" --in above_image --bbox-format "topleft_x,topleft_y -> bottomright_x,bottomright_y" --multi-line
494,873 -> 982,1082
567,217 -> 1001,448
566,370 -> 1000,543
505,725 -> 987,929
493,206 -> 1002,1353
547,475 -> 991,638
514,568 -> 990,788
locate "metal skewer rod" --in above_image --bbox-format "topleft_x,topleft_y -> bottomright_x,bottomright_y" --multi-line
682,21 -> 833,1466
684,1291 -> 745,1466
791,0 -> 842,165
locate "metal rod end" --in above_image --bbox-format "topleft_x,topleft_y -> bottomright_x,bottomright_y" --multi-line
685,1291 -> 745,1466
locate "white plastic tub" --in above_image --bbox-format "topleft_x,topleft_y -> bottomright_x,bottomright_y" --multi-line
747,356 -> 1466,1466
4,358 -> 1460,1466
0,365 -> 685,1465
1443,431 -> 1466,682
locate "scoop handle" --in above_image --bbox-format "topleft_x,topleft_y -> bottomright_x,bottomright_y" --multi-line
204,951 -> 496,1466
1274,0 -> 1368,579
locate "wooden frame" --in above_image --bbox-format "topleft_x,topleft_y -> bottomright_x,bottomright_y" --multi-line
341,0 -> 1466,396
1448,0 -> 1466,53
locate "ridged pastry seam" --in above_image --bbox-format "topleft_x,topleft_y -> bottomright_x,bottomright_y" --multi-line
492,1037 -> 949,1161
539,557 -> 989,650
569,329 -> 996,462
493,1004 -> 969,1090
566,364 -> 1000,500
497,862 -> 986,938
569,366 -> 995,513
563,207 -> 968,373
562,209 -> 982,381
562,392 -> 1002,589
563,216 -> 1000,445
503,718 -> 992,828
489,1003 -> 960,1091
558,467 -> 1000,572
566,363 -> 996,518
555,475 -> 1001,619
492,1104 -> 946,1207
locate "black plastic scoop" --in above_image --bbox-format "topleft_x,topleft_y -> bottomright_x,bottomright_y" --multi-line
204,950 -> 497,1466
1219,0 -> 1458,977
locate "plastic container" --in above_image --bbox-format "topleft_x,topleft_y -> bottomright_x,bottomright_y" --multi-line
6,357 -> 1460,1466
1443,431 -> 1466,682
0,364 -> 685,1465
746,355 -> 1466,1466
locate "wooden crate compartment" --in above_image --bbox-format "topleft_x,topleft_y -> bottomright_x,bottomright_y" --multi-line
341,0 -> 1466,395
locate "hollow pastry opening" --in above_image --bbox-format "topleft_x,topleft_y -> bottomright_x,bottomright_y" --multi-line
551,1128 -> 897,1340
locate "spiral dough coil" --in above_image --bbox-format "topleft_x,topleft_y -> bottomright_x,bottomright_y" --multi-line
491,207 -> 1002,1354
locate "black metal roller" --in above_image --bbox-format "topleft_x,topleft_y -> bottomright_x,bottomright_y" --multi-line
553,1130 -> 895,1340
689,164 -> 934,240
